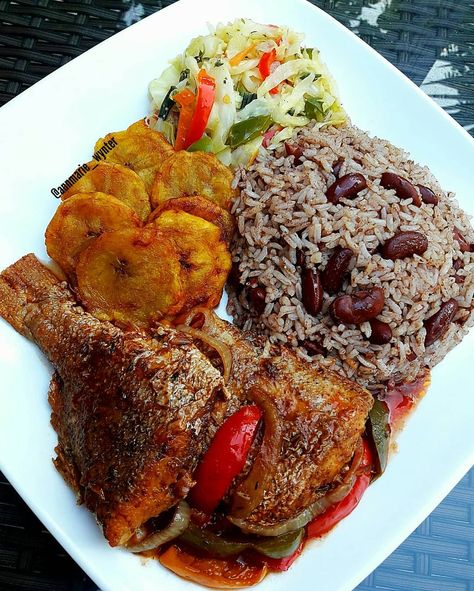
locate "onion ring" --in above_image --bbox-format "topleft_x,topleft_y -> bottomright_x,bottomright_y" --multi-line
176,324 -> 233,383
125,501 -> 190,553
230,476 -> 355,537
229,384 -> 283,519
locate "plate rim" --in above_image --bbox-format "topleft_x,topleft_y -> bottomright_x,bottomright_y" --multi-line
0,1 -> 473,590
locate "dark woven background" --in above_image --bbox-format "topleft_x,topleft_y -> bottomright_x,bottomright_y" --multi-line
0,1 -> 473,590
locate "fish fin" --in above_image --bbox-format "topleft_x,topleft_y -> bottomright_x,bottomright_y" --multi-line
48,372 -> 82,499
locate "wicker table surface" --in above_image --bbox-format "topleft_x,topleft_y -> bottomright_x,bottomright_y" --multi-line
0,1 -> 473,590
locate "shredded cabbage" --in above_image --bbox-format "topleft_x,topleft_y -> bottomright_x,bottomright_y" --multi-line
148,18 -> 346,166
205,59 -> 237,153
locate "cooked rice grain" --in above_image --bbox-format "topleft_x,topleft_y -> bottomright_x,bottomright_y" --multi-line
227,122 -> 474,390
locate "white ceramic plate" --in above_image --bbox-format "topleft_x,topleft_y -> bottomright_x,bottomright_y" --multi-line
0,0 -> 473,590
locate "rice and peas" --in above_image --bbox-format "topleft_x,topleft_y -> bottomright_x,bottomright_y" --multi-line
149,19 -> 474,390
227,122 -> 474,390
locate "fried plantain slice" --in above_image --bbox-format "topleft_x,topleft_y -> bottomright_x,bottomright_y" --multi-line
76,226 -> 184,325
151,210 -> 231,312
93,125 -> 173,193
150,151 -> 235,211
45,192 -> 140,279
61,162 -> 150,221
126,118 -> 150,135
149,195 -> 235,244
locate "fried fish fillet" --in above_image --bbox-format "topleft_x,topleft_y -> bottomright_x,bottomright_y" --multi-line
183,311 -> 373,532
0,254 -> 372,547
0,255 -> 227,546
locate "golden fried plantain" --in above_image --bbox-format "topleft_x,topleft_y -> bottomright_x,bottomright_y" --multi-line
76,227 -> 184,325
150,151 -> 235,211
45,192 -> 140,279
126,118 -> 150,135
93,125 -> 173,193
61,162 -> 150,221
149,195 -> 235,244
151,210 -> 231,312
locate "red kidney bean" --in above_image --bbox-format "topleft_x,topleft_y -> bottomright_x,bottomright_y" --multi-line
332,157 -> 344,178
285,142 -> 304,164
453,227 -> 473,253
453,258 -> 464,283
406,351 -> 417,362
417,184 -> 439,206
380,172 -> 421,206
369,319 -> 392,344
381,231 -> 428,260
246,276 -> 258,288
300,339 -> 326,357
302,268 -> 323,316
296,248 -> 306,268
228,263 -> 242,290
424,298 -> 458,347
331,286 -> 385,325
321,247 -> 354,294
249,286 -> 266,314
326,173 -> 367,204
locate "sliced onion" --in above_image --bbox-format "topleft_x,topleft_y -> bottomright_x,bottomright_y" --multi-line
230,385 -> 283,519
231,437 -> 363,536
179,307 -> 226,338
231,476 -> 356,537
180,307 -> 213,328
125,501 -> 190,553
176,324 -> 233,383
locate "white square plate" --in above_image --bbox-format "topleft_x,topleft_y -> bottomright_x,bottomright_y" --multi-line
0,1 -> 473,590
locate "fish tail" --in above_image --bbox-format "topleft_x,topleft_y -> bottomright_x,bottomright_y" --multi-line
0,254 -> 63,337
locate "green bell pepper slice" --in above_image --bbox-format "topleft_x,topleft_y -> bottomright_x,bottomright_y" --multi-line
304,97 -> 326,122
367,397 -> 391,477
227,115 -> 272,149
179,523 -> 303,560
188,134 -> 213,152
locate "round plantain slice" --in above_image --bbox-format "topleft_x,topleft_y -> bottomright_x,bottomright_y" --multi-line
149,195 -> 235,244
61,162 -> 151,221
126,118 -> 151,135
151,209 -> 232,313
76,227 -> 184,325
93,126 -> 174,193
150,151 -> 236,211
45,192 -> 140,279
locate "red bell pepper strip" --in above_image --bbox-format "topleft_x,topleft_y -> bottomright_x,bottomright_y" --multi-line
360,437 -> 373,471
189,405 -> 262,514
259,39 -> 283,95
307,440 -> 372,539
183,69 -> 216,149
174,88 -> 196,151
307,472 -> 371,539
264,539 -> 304,572
265,440 -> 373,570
258,48 -> 280,95
383,373 -> 428,426
386,394 -> 412,425
258,48 -> 277,79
